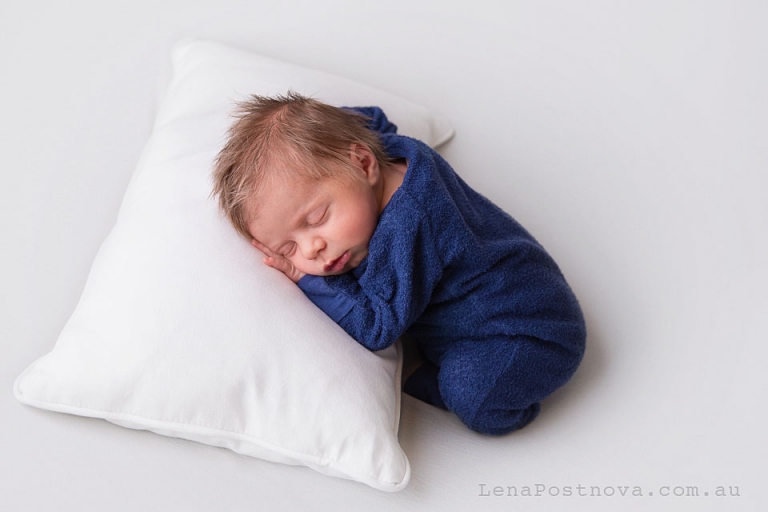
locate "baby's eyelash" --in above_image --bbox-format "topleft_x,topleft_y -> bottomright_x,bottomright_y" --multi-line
308,207 -> 328,226
277,242 -> 296,256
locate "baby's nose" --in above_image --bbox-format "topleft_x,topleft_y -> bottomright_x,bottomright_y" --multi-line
301,237 -> 325,259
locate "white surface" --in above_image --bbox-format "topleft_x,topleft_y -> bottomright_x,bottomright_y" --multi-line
2,1 -> 766,511
11,38 -> 463,492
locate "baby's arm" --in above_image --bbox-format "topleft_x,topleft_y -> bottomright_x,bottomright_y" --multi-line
299,202 -> 443,351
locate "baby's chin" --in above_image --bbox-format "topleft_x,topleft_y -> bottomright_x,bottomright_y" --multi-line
323,269 -> 353,277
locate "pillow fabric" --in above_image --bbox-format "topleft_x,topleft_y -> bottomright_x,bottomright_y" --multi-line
14,39 -> 454,492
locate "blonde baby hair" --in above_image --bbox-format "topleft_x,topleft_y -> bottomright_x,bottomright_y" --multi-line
211,92 -> 391,238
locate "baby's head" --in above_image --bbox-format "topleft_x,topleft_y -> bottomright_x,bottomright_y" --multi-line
212,92 -> 393,276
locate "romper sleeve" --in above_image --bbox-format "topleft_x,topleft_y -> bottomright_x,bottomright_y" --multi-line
297,200 -> 443,351
342,106 -> 398,135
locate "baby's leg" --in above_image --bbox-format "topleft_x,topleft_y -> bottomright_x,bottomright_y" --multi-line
438,335 -> 582,436
403,359 -> 447,409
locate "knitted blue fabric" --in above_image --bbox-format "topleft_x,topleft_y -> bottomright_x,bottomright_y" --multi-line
298,107 -> 586,435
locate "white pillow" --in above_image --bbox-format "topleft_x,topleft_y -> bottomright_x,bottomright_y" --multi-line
13,39 -> 454,492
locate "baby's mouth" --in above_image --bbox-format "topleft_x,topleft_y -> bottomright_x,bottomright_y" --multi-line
324,251 -> 351,273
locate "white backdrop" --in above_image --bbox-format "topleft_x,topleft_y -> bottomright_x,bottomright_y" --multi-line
2,1 -> 766,511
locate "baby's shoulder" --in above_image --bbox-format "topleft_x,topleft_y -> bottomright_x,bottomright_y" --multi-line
373,181 -> 470,264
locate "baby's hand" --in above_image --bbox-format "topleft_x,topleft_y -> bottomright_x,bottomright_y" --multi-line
251,239 -> 306,283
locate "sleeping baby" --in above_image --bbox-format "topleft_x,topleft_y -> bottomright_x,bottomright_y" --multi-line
211,92 -> 586,435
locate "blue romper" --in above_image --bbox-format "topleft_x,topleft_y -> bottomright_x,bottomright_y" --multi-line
298,107 -> 586,435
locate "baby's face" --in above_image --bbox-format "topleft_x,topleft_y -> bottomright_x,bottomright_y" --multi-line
247,173 -> 380,277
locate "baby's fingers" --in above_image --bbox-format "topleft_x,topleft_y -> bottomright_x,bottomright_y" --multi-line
262,255 -> 281,269
251,238 -> 267,253
253,240 -> 304,283
262,255 -> 304,283
263,255 -> 291,274
251,239 -> 273,257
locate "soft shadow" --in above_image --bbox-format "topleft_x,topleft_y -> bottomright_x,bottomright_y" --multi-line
538,301 -> 607,416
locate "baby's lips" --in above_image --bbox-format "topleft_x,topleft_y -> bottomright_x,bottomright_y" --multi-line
325,250 -> 351,273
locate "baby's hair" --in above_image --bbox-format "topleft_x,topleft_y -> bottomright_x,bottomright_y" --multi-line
211,91 -> 391,239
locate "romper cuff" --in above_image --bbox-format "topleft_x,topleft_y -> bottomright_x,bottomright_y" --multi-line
297,274 -> 355,324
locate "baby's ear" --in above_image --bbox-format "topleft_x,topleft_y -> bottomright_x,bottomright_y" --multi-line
349,143 -> 378,180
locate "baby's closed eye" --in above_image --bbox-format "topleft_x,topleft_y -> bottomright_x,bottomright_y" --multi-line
276,242 -> 296,256
307,206 -> 328,226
